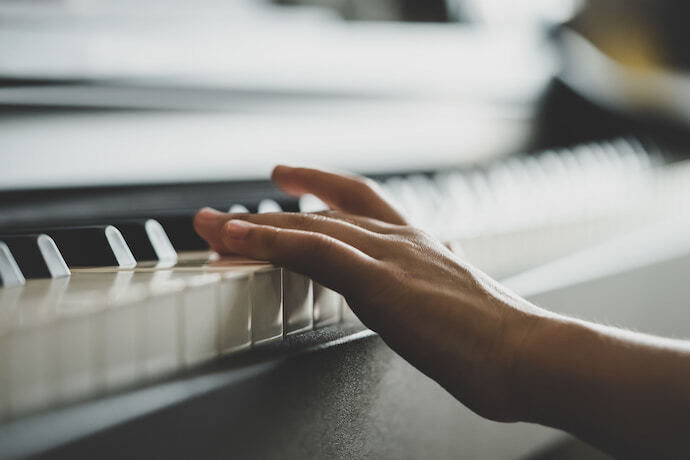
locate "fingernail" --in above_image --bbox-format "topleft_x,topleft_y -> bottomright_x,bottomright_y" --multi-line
272,165 -> 294,178
224,220 -> 252,239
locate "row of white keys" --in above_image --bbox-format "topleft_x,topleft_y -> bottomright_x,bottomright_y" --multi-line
168,256 -> 345,337
74,267 -> 251,361
0,269 -> 225,419
177,251 -> 341,335
175,259 -> 284,345
1,248 -> 346,420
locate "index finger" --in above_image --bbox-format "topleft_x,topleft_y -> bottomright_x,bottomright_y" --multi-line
220,219 -> 378,297
271,165 -> 407,225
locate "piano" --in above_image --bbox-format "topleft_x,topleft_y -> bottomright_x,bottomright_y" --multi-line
2,1 -> 690,459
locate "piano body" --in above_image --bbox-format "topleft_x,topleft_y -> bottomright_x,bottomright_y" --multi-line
1,1 -> 690,458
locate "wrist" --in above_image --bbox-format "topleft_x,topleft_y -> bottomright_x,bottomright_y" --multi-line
511,314 -> 590,424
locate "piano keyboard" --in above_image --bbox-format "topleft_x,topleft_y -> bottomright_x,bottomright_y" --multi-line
1,136 -> 689,422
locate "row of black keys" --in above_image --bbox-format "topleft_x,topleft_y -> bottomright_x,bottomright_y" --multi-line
0,218 -> 199,287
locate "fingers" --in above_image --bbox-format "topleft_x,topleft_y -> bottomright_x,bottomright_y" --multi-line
311,210 -> 401,234
220,219 -> 377,293
271,165 -> 407,225
195,208 -> 384,256
194,208 -> 235,253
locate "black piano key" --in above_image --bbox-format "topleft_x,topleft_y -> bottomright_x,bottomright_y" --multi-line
17,225 -> 137,268
0,242 -> 26,287
276,198 -> 300,213
156,215 -> 209,251
114,219 -> 178,263
0,234 -> 70,279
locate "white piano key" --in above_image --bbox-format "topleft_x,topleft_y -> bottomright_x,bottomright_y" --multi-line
340,298 -> 359,323
0,242 -> 25,288
174,257 -> 283,346
55,290 -> 109,404
9,320 -> 60,416
140,281 -> 184,379
177,273 -> 221,366
258,199 -> 282,214
282,270 -> 313,335
250,267 -> 283,344
217,273 -> 251,354
37,234 -> 71,278
299,194 -> 328,213
313,283 -> 341,328
144,219 -> 179,265
229,204 -> 249,214
5,278 -> 69,417
100,286 -> 149,391
0,289 -> 17,420
0,340 -> 8,421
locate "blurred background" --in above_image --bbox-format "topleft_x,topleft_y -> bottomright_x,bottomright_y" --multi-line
2,0 -> 687,190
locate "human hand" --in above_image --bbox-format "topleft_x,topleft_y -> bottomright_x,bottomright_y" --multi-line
194,165 -> 549,422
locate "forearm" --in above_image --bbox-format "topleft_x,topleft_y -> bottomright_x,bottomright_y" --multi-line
517,315 -> 690,458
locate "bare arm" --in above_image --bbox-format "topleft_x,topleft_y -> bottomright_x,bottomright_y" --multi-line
519,318 -> 690,458
194,165 -> 690,458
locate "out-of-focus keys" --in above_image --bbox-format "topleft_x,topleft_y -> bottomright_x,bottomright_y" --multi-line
283,270 -> 313,335
114,220 -> 178,265
313,283 -> 342,328
0,234 -> 70,279
0,242 -> 25,287
20,226 -> 136,268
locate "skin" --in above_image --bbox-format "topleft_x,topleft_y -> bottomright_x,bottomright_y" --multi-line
194,165 -> 690,459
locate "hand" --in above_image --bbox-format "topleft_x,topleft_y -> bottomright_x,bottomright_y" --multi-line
195,166 -> 690,457
194,165 -> 548,422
